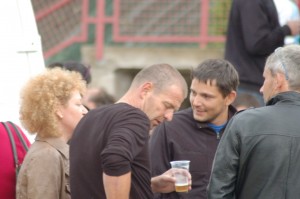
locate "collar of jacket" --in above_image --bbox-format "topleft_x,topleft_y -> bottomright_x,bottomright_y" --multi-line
266,91 -> 300,106
196,105 -> 237,128
35,136 -> 69,159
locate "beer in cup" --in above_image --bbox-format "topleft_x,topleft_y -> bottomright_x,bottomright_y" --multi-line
170,160 -> 190,192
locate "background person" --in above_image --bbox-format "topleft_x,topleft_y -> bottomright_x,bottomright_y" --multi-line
70,63 -> 189,199
150,59 -> 238,199
225,0 -> 300,106
208,45 -> 300,199
273,0 -> 300,45
16,68 -> 87,199
232,93 -> 260,111
47,61 -> 92,85
82,87 -> 116,110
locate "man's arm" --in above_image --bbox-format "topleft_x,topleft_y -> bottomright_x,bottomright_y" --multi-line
103,172 -> 131,199
287,20 -> 300,36
207,117 -> 240,199
101,110 -> 149,199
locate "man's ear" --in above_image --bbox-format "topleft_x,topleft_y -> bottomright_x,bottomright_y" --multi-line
226,91 -> 237,106
140,82 -> 153,97
275,72 -> 289,92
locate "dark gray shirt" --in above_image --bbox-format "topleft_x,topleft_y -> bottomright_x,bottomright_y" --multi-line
150,106 -> 236,199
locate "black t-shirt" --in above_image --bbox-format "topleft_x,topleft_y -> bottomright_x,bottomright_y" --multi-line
70,103 -> 153,199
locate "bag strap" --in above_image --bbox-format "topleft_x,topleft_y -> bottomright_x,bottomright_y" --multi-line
8,121 -> 29,151
1,122 -> 19,169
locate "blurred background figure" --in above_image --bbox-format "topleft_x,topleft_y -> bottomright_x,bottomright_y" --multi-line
225,0 -> 300,107
47,61 -> 92,85
274,0 -> 300,45
82,87 -> 116,110
232,93 -> 260,111
16,68 -> 87,199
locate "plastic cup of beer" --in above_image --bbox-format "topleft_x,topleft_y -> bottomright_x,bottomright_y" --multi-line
170,160 -> 190,193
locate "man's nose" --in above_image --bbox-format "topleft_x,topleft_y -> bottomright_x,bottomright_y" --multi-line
191,95 -> 203,106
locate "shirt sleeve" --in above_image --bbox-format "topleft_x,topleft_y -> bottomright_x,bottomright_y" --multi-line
101,110 -> 149,176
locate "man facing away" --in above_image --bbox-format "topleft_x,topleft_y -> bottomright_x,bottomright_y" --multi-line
150,59 -> 238,198
225,0 -> 300,105
208,45 -> 300,199
70,64 -> 189,199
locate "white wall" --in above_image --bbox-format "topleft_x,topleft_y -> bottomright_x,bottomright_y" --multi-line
0,0 -> 45,142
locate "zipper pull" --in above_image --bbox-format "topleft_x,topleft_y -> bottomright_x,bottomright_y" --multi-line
216,132 -> 220,139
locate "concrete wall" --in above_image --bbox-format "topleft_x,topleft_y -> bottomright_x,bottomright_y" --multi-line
82,46 -> 224,100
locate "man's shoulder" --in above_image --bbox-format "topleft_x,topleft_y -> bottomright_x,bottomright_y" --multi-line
160,108 -> 197,130
231,106 -> 270,125
89,103 -> 147,120
173,107 -> 193,118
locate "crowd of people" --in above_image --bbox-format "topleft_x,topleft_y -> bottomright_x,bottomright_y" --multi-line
1,0 -> 300,199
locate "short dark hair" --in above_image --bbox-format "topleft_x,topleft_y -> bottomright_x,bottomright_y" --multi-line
232,93 -> 260,109
89,88 -> 115,107
191,59 -> 239,97
47,61 -> 91,84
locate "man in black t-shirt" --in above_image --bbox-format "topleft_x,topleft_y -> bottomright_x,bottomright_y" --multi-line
70,63 -> 189,199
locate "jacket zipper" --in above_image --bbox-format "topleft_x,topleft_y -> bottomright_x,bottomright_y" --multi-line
216,132 -> 220,139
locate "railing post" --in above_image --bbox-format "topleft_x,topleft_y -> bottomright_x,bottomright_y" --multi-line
199,0 -> 209,48
95,0 -> 105,60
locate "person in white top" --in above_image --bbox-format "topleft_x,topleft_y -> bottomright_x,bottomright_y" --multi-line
273,0 -> 300,45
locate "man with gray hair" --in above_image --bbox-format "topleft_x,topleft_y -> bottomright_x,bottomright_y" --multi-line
207,44 -> 300,199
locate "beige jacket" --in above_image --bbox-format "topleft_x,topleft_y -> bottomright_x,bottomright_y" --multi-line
16,136 -> 71,199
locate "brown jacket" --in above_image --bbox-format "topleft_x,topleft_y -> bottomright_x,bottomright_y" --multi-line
16,136 -> 70,199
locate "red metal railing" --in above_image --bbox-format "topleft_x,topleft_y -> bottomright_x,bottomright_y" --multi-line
34,0 -> 227,60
